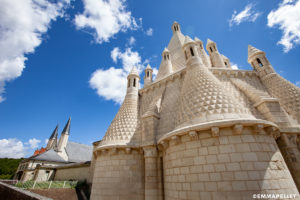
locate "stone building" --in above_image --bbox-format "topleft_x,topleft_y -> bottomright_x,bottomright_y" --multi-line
90,21 -> 300,200
15,118 -> 93,183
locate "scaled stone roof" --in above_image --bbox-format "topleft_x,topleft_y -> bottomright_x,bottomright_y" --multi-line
100,94 -> 138,146
175,63 -> 254,129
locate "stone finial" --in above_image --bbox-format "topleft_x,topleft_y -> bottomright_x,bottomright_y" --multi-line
248,45 -> 265,62
129,66 -> 139,77
145,64 -> 152,70
172,21 -> 181,33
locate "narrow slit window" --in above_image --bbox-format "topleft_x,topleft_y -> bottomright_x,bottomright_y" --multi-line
184,51 -> 188,60
257,58 -> 263,67
164,55 -> 166,60
224,62 -> 227,66
133,78 -> 136,87
147,71 -> 149,77
210,47 -> 213,53
190,47 -> 194,56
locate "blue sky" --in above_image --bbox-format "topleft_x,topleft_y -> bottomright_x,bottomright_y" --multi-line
0,0 -> 300,158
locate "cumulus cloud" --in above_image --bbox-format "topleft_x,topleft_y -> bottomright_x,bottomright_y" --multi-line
152,67 -> 158,79
0,138 -> 41,158
90,47 -> 147,104
231,63 -> 239,70
229,4 -> 262,27
267,0 -> 300,52
75,0 -> 141,44
0,0 -> 70,102
128,36 -> 136,46
26,138 -> 41,149
145,28 -> 153,36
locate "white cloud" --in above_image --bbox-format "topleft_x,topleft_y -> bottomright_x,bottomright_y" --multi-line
128,36 -> 136,46
296,81 -> 300,87
75,0 -> 141,44
231,63 -> 239,70
267,0 -> 300,52
0,0 -> 70,102
145,28 -> 153,36
26,138 -> 41,149
229,4 -> 262,27
0,138 -> 42,158
152,67 -> 158,79
90,47 -> 147,104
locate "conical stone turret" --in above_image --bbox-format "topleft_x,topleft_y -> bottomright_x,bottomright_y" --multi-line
100,67 -> 140,146
156,48 -> 173,80
176,39 -> 254,128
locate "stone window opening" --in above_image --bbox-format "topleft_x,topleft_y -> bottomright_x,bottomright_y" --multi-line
225,62 -> 227,66
133,78 -> 136,87
257,58 -> 263,67
167,54 -> 169,60
210,47 -> 213,53
147,71 -> 149,77
190,47 -> 194,56
164,55 -> 166,60
184,51 -> 188,60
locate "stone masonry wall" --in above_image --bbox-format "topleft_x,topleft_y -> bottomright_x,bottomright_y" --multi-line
54,166 -> 90,182
162,127 -> 299,200
90,149 -> 144,200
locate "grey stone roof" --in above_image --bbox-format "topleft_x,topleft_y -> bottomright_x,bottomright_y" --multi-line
30,149 -> 67,163
65,142 -> 93,162
29,141 -> 92,163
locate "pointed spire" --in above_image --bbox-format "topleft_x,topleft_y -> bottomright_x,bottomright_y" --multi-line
146,64 -> 152,70
62,117 -> 71,135
163,47 -> 170,53
183,36 -> 195,47
194,37 -> 202,43
207,38 -> 215,45
129,66 -> 139,77
49,125 -> 58,139
248,45 -> 264,60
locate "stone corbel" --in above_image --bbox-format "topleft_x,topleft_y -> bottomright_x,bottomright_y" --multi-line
171,135 -> 181,144
266,126 -> 280,140
160,140 -> 169,150
110,148 -> 117,155
254,124 -> 264,134
211,127 -> 219,137
125,147 -> 131,154
143,146 -> 158,158
189,131 -> 198,140
233,124 -> 243,135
